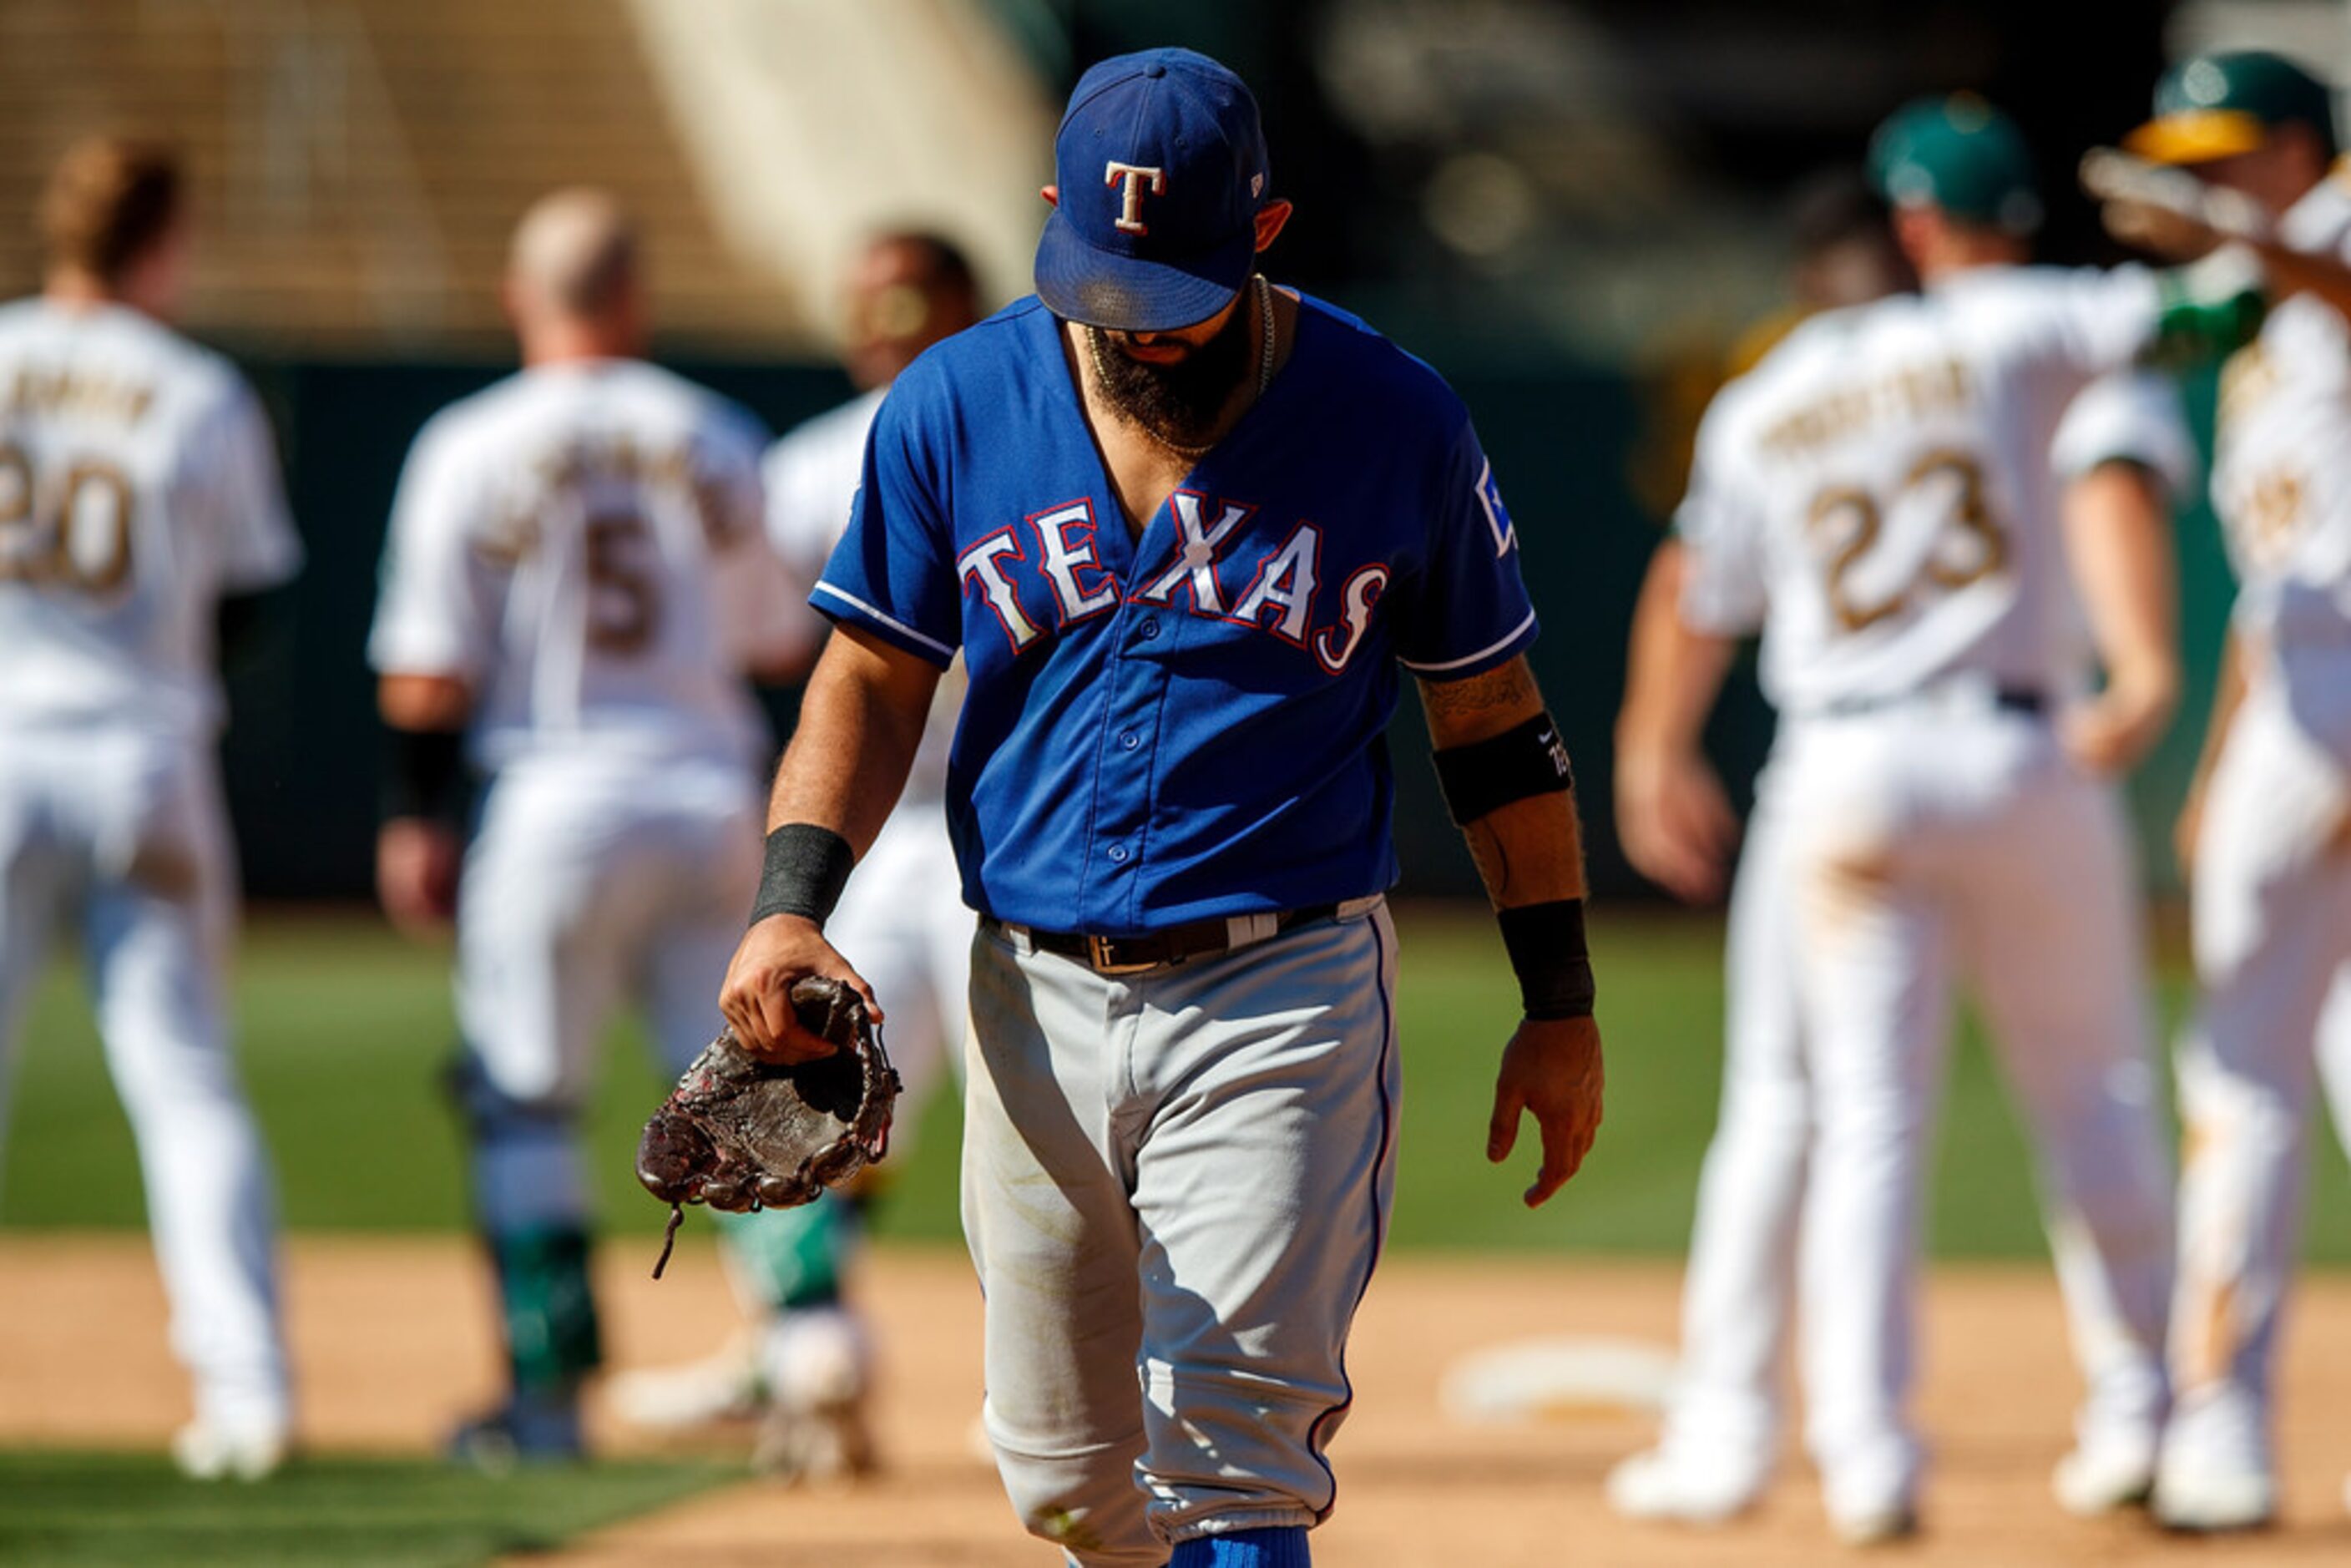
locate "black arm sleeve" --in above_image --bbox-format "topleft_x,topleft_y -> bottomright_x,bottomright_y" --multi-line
382,725 -> 469,826
215,587 -> 291,674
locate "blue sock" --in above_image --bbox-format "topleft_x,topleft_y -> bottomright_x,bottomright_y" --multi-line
1169,1525 -> 1310,1568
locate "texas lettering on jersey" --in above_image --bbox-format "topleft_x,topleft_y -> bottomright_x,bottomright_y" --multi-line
955,488 -> 1393,675
815,293 -> 1540,933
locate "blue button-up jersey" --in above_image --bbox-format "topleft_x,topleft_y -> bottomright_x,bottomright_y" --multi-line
815,293 -> 1538,934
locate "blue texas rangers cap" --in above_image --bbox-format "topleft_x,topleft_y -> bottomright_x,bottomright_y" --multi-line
1034,48 -> 1271,333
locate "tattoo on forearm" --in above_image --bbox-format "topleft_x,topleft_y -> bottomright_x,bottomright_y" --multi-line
1422,659 -> 1537,727
1465,819 -> 1514,901
1424,656 -> 1580,903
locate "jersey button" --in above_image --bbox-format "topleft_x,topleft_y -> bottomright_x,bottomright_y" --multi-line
1107,844 -> 1130,863
1136,617 -> 1160,640
1120,731 -> 1140,751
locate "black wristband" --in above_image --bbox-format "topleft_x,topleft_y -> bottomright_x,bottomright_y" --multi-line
1432,712 -> 1575,826
750,823 -> 856,929
1496,898 -> 1596,1020
382,725 -> 468,826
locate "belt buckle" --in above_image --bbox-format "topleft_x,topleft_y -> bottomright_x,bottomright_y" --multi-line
1087,933 -> 1160,975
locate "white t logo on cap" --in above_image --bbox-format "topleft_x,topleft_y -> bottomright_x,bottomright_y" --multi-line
1105,161 -> 1167,234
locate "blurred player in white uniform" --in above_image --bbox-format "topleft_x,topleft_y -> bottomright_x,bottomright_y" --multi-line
2112,53 -> 2351,1532
369,190 -> 795,1462
1614,385 -> 2196,1526
610,231 -> 981,1475
1607,97 -> 2250,1540
1612,182 -> 2198,1531
0,139 -> 302,1480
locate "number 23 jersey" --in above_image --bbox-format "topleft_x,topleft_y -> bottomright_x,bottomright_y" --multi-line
0,298 -> 301,741
1676,265 -> 2161,714
817,293 -> 1539,935
367,359 -> 786,774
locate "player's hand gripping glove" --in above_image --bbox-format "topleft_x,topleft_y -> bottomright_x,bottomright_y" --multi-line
636,976 -> 901,1277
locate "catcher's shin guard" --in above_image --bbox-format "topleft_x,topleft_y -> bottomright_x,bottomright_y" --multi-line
487,1226 -> 603,1394
715,1193 -> 864,1312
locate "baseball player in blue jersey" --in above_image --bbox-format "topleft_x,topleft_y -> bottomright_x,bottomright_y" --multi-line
718,48 -> 1605,1568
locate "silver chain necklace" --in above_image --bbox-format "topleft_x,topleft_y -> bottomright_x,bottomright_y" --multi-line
1090,274 -> 1276,460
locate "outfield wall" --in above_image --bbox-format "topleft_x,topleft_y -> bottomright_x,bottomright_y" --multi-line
220,349 -> 2230,904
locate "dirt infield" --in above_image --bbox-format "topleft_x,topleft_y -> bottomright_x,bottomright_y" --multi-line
7,1236 -> 2351,1564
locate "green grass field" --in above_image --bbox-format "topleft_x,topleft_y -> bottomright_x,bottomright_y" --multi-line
8,903 -> 2351,1260
0,1451 -> 733,1566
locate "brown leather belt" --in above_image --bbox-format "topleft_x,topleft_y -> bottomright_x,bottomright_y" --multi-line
985,904 -> 1340,975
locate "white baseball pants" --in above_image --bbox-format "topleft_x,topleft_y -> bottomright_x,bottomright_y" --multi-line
2166,679 -> 2351,1478
1649,772 -> 1806,1478
0,728 -> 287,1433
455,754 -> 760,1233
962,902 -> 1398,1565
1782,703 -> 2173,1515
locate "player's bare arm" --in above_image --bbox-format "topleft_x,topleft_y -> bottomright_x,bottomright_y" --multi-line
2086,159 -> 2351,321
719,624 -> 940,1064
2059,458 -> 2182,776
377,671 -> 472,937
2241,238 -> 2351,321
1614,539 -> 1742,903
1418,653 -> 1604,1208
2082,120 -> 2351,321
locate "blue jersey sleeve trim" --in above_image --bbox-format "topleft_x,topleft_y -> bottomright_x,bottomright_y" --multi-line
1395,606 -> 1539,677
811,581 -> 958,666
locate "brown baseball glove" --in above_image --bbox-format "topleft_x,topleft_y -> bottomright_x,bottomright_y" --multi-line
636,976 -> 900,1277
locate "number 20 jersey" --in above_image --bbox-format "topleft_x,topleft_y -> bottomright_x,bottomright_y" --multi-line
0,299 -> 302,741
1676,266 -> 2161,715
367,360 -> 785,775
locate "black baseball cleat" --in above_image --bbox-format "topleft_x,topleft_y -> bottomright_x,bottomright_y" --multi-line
444,1393 -> 586,1472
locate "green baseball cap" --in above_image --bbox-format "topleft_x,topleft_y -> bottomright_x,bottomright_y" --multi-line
2126,51 -> 2337,165
1868,95 -> 2042,234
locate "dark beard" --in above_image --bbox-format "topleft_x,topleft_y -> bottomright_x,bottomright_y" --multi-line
1086,290 -> 1254,448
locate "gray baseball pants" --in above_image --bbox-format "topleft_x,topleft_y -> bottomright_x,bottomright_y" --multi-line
961,898 -> 1399,1565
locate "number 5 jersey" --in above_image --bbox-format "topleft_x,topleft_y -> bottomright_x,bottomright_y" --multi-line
367,359 -> 793,776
